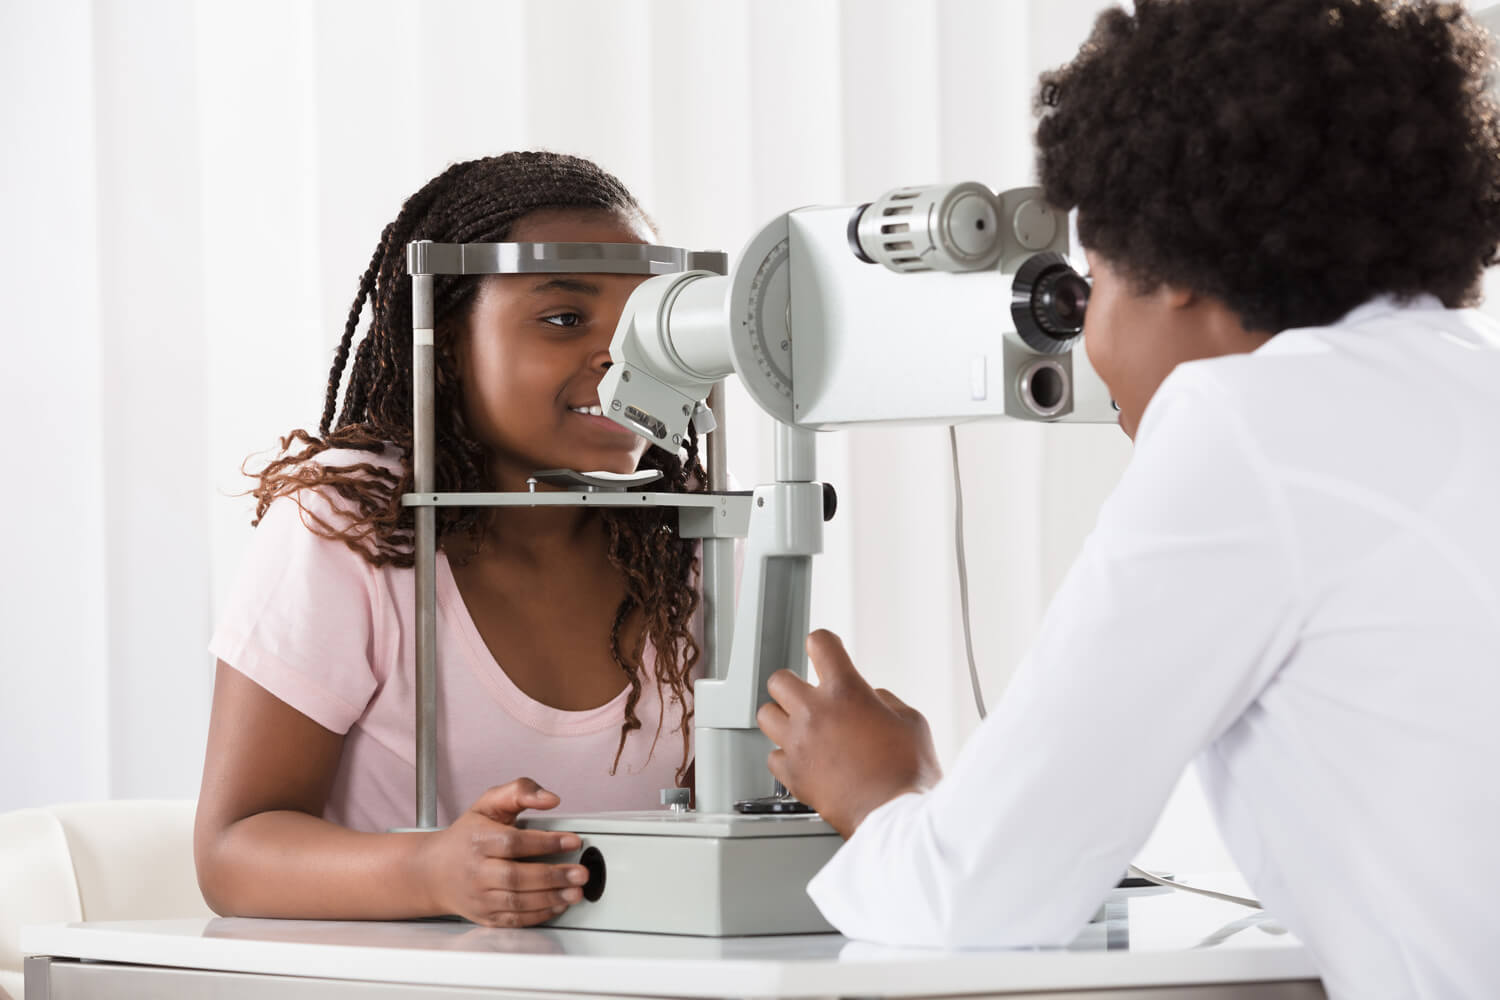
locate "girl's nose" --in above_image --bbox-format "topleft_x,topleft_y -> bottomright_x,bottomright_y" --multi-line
588,348 -> 613,373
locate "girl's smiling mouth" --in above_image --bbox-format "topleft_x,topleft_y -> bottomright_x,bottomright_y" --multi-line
566,402 -> 637,437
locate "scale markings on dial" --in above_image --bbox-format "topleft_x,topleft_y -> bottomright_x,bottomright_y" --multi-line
740,236 -> 792,400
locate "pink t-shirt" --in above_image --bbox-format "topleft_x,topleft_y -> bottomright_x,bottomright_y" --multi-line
209,449 -> 700,833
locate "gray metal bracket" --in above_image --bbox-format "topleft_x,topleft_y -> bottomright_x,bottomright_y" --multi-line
398,490 -> 752,541
406,241 -> 728,277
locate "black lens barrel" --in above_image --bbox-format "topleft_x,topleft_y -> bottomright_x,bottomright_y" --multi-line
1011,252 -> 1089,354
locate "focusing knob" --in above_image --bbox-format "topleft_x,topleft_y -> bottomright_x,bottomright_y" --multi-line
849,183 -> 1004,273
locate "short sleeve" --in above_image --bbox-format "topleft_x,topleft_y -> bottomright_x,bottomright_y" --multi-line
209,491 -> 383,734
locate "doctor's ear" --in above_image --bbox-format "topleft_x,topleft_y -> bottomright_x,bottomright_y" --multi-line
1161,283 -> 1196,310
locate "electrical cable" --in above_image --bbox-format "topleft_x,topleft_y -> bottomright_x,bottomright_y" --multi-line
949,426 -> 987,721
948,425 -> 1261,911
1125,865 -> 1262,909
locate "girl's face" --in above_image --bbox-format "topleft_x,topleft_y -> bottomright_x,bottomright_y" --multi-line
457,209 -> 654,487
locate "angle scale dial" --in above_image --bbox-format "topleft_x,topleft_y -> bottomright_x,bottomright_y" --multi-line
727,216 -> 796,425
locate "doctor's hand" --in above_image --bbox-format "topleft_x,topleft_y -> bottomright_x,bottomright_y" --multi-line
757,630 -> 942,839
416,778 -> 590,927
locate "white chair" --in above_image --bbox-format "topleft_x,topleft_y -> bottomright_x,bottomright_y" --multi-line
0,800 -> 212,1000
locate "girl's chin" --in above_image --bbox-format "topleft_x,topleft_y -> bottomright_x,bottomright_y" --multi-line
561,451 -> 645,475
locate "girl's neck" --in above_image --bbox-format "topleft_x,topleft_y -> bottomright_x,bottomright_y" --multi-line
458,455 -> 618,563
446,505 -> 602,569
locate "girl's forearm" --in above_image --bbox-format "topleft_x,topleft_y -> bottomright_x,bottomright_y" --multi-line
197,809 -> 437,920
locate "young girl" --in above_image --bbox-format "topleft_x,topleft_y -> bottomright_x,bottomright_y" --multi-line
194,152 -> 705,929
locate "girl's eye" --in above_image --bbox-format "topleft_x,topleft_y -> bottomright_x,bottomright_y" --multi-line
543,312 -> 584,329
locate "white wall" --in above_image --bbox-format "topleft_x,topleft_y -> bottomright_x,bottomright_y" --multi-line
94,0 -> 216,808
1,0 -> 111,808
0,0 -> 1239,874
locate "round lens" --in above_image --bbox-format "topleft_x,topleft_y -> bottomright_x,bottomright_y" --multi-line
1051,274 -> 1089,325
1028,365 -> 1066,411
1035,271 -> 1089,336
1010,252 -> 1087,355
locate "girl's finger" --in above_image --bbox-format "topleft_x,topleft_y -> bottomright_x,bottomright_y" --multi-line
475,826 -> 582,860
483,859 -> 590,892
479,901 -> 571,928
481,885 -> 584,912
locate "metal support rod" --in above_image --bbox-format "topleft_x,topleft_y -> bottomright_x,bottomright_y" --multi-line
701,384 -> 733,683
775,422 -> 816,483
706,383 -> 728,493
412,272 -> 439,831
693,419 -> 820,813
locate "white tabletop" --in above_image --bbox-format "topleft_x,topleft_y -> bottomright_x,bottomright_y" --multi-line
22,881 -> 1319,997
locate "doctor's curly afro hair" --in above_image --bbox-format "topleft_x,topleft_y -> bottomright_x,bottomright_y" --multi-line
1034,0 -> 1500,333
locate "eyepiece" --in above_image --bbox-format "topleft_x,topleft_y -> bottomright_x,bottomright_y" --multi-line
1011,252 -> 1089,354
1034,270 -> 1089,335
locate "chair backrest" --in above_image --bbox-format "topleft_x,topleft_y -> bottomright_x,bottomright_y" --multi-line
0,808 -> 82,1000
0,800 -> 211,1000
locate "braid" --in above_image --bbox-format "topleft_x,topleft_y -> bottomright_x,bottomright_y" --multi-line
322,223 -> 390,436
608,594 -> 645,777
337,336 -> 375,430
601,421 -> 706,789
251,152 -> 701,784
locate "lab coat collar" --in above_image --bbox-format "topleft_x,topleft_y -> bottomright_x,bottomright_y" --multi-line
1333,293 -> 1445,328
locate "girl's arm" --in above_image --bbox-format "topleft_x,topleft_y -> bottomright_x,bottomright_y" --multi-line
194,661 -> 590,926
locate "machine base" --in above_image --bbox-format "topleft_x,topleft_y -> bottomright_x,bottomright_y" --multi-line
521,812 -> 842,936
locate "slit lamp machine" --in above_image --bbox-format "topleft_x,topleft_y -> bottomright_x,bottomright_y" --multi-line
402,182 -> 1113,936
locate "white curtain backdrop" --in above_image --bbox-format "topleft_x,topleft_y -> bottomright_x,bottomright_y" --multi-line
1,0 -> 1252,871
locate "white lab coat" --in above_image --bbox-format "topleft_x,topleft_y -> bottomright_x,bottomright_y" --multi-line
808,297 -> 1500,1000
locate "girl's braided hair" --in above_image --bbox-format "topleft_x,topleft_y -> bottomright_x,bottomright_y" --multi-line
251,152 -> 702,784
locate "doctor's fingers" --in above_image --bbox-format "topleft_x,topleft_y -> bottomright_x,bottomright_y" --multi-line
765,668 -> 814,711
873,688 -> 917,717
756,699 -> 792,745
805,629 -> 865,690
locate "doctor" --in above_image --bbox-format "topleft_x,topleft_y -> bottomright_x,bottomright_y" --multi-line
756,2 -> 1500,997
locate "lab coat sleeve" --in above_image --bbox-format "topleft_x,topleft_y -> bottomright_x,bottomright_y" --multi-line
806,368 -> 1305,948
